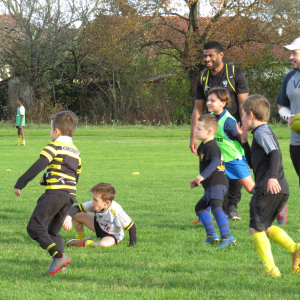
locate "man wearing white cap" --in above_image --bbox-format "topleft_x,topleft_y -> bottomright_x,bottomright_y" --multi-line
276,37 -> 300,225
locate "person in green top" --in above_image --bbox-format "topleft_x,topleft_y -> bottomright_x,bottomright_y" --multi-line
15,97 -> 25,146
206,87 -> 255,218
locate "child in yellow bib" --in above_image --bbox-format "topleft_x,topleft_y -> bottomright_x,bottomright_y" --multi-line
206,87 -> 254,213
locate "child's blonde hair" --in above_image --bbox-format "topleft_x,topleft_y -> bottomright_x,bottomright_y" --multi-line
207,87 -> 231,108
198,114 -> 218,134
241,95 -> 270,122
90,183 -> 116,202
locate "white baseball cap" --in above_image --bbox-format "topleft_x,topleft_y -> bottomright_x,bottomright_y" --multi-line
284,38 -> 300,50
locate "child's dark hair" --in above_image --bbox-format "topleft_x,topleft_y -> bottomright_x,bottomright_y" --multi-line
198,114 -> 218,134
90,183 -> 116,202
18,97 -> 23,103
203,40 -> 224,54
207,87 -> 231,108
241,95 -> 270,122
50,110 -> 78,137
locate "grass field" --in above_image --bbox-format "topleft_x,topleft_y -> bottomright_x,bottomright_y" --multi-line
1,123 -> 300,300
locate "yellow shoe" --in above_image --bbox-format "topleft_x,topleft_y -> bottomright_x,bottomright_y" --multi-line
266,267 -> 281,278
291,243 -> 300,273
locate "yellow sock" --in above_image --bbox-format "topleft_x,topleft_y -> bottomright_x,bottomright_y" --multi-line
22,139 -> 25,145
75,232 -> 86,239
17,135 -> 21,145
85,240 -> 95,246
252,232 -> 276,272
269,225 -> 297,253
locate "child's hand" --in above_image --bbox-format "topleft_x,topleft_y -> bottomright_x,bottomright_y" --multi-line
267,178 -> 281,194
63,215 -> 72,231
40,174 -> 47,186
14,188 -> 21,196
190,179 -> 198,188
195,175 -> 204,185
236,122 -> 248,143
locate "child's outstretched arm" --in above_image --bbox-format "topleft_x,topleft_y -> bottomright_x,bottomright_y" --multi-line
14,156 -> 49,195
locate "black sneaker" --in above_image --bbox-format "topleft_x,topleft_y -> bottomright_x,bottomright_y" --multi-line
228,205 -> 241,220
44,253 -> 71,276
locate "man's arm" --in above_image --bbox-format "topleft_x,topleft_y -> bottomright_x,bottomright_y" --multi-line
276,71 -> 294,124
237,93 -> 248,122
190,99 -> 205,154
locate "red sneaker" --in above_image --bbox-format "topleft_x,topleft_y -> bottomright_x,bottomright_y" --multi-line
277,205 -> 287,225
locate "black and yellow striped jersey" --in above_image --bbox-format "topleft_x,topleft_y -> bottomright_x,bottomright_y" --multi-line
40,140 -> 81,196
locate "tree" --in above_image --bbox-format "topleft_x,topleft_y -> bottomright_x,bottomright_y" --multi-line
140,0 -> 299,100
0,0 -> 102,107
78,0 -> 175,122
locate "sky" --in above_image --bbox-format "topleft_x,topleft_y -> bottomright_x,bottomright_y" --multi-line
169,0 -> 211,17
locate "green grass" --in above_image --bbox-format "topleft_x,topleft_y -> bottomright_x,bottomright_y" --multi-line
0,124 -> 300,299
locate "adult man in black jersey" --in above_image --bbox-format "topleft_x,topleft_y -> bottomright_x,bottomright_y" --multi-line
190,41 -> 249,219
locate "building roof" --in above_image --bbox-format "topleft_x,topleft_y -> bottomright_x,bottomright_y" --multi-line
146,16 -> 291,64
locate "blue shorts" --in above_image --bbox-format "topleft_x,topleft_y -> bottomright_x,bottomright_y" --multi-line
225,156 -> 251,179
202,185 -> 228,203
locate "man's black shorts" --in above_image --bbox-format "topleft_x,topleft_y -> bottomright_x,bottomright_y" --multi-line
249,193 -> 289,231
94,216 -> 118,244
290,144 -> 300,184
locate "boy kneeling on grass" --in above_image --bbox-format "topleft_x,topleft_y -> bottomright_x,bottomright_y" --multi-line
237,95 -> 300,277
63,183 -> 136,247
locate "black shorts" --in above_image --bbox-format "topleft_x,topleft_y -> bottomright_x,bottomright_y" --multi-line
16,125 -> 25,128
249,193 -> 289,231
290,144 -> 300,185
94,216 -> 118,244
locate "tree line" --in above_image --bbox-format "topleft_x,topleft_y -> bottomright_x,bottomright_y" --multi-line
0,0 -> 298,124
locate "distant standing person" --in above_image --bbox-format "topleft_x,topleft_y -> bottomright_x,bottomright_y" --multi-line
16,97 -> 25,146
190,40 -> 249,219
275,37 -> 300,226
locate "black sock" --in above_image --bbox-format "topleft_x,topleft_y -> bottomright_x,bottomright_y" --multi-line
53,251 -> 63,259
47,243 -> 63,258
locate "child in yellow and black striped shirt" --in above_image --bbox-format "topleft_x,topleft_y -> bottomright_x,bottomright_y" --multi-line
14,110 -> 81,276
